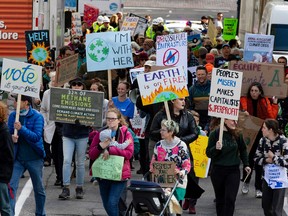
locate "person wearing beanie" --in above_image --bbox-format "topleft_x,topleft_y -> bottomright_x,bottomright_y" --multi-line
143,39 -> 156,56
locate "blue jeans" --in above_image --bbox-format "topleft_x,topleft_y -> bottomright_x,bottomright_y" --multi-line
9,159 -> 46,216
98,179 -> 127,216
62,137 -> 87,186
0,182 -> 11,216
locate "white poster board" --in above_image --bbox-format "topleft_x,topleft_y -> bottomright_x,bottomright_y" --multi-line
78,0 -> 121,15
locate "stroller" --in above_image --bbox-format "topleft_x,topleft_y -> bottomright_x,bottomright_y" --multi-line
125,173 -> 183,216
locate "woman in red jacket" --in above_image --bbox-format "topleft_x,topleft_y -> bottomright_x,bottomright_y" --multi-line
240,82 -> 278,198
89,108 -> 134,216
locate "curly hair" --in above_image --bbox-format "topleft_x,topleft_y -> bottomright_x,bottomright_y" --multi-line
0,102 -> 8,123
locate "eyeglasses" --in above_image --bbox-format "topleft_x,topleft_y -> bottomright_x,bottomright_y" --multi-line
160,129 -> 168,132
71,82 -> 83,87
106,117 -> 118,121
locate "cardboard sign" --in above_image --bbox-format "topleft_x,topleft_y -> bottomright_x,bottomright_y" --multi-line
128,13 -> 148,36
187,34 -> 202,51
129,67 -> 144,83
189,135 -> 211,178
207,20 -> 217,46
244,33 -> 274,63
137,66 -> 189,106
55,54 -> 78,87
121,17 -> 139,36
25,30 -> 50,66
1,58 -> 42,98
92,154 -> 124,181
229,61 -> 287,98
237,112 -> 264,153
208,68 -> 243,120
222,18 -> 238,41
86,31 -> 134,71
156,32 -> 188,74
151,161 -> 176,187
71,13 -> 82,37
49,87 -> 103,127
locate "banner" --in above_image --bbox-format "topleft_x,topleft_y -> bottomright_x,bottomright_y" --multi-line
151,161 -> 176,187
187,34 -> 202,51
244,33 -> 274,63
137,66 -> 189,106
222,18 -> 238,41
78,0 -> 121,15
128,13 -> 148,36
120,17 -> 139,37
49,87 -> 103,127
208,68 -> 243,120
83,4 -> 99,27
156,32 -> 188,74
55,54 -> 79,87
86,31 -> 134,71
189,135 -> 210,178
92,154 -> 124,181
1,58 -> 42,98
229,61 -> 287,98
25,30 -> 50,66
129,67 -> 144,83
71,13 -> 82,37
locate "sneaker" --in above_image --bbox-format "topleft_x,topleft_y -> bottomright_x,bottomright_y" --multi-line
241,183 -> 249,194
255,190 -> 262,198
75,187 -> 84,199
59,187 -> 70,200
54,180 -> 63,186
189,206 -> 196,214
182,199 -> 189,210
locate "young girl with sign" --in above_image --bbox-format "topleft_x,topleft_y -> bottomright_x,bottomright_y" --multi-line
254,119 -> 288,216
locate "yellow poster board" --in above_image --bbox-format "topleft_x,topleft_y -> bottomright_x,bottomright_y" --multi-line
189,135 -> 211,178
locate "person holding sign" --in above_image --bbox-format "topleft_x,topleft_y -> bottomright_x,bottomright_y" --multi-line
254,119 -> 288,216
150,119 -> 191,203
240,82 -> 278,198
8,95 -> 46,216
206,118 -> 251,216
89,108 -> 134,216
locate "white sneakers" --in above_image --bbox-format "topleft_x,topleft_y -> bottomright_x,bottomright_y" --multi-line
255,190 -> 262,198
241,183 -> 249,194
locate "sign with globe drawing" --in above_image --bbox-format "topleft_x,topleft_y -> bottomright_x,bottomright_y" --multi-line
25,30 -> 51,66
86,31 -> 134,71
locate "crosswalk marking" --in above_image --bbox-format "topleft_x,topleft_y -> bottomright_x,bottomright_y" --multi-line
15,178 -> 33,216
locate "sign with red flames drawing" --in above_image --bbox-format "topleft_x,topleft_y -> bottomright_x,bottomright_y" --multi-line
136,66 -> 189,106
156,32 -> 187,75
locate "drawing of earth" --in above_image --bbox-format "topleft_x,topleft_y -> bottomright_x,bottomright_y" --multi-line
87,38 -> 109,62
32,47 -> 47,62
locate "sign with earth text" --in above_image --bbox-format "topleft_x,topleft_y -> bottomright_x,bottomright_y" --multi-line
1,58 -> 42,98
25,30 -> 51,66
137,66 -> 189,106
49,87 -> 103,127
229,61 -> 287,98
86,31 -> 134,71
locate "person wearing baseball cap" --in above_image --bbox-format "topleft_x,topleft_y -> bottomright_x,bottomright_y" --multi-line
214,44 -> 231,68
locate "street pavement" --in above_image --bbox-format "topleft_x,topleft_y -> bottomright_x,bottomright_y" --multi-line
15,159 -> 287,216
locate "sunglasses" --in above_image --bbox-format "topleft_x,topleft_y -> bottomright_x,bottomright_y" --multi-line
71,82 -> 83,86
45,66 -> 53,69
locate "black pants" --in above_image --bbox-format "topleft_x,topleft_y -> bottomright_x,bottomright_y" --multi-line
139,137 -> 150,174
44,141 -> 52,164
211,165 -> 240,216
51,130 -> 63,182
262,180 -> 286,216
242,131 -> 263,190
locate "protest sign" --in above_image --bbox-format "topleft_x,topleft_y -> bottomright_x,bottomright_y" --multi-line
49,87 -> 103,127
151,161 -> 176,187
229,61 -> 287,98
86,31 -> 134,71
188,66 -> 197,86
79,0 -> 120,16
222,18 -> 238,41
1,58 -> 42,98
208,68 -> 243,120
120,17 -> 139,36
25,30 -> 50,66
189,135 -> 211,178
128,13 -> 148,36
237,112 -> 264,152
264,164 -> 288,189
187,34 -> 202,51
207,20 -> 217,46
55,54 -> 78,87
156,32 -> 188,73
92,154 -> 124,181
83,4 -> 99,27
71,13 -> 82,37
129,107 -> 146,139
137,66 -> 189,106
129,67 -> 144,83
243,33 -> 274,63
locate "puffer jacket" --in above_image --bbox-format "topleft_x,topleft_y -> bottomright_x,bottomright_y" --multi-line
89,125 -> 134,180
8,106 -> 45,158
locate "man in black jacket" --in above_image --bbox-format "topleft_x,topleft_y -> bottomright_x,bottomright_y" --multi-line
0,101 -> 14,216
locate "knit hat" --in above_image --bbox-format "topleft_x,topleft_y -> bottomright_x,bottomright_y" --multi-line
205,53 -> 215,64
99,129 -> 112,142
143,39 -> 154,49
205,63 -> 214,73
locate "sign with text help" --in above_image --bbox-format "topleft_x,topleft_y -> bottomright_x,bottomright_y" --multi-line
208,68 -> 243,120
